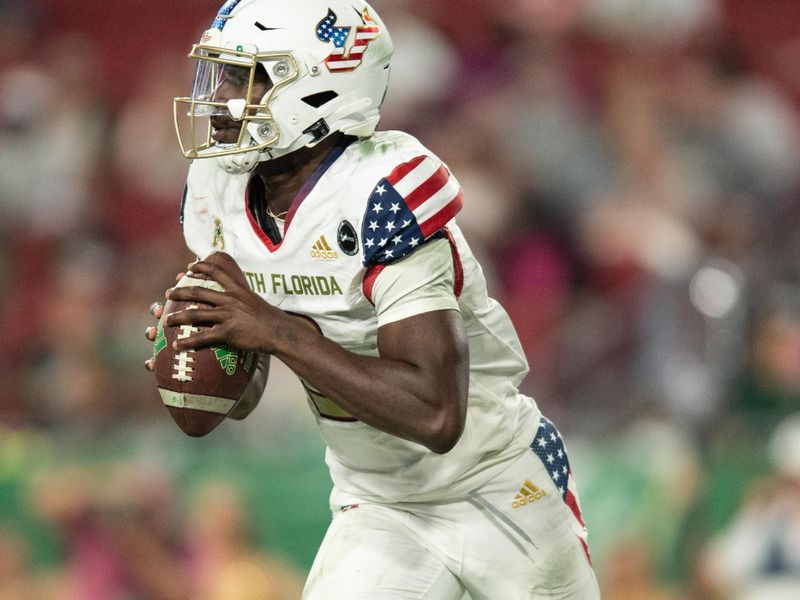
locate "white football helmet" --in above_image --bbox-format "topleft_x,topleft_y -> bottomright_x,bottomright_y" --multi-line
174,0 -> 393,173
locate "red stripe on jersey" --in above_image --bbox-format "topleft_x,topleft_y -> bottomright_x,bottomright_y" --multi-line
564,489 -> 587,528
578,537 -> 592,566
361,264 -> 386,305
404,165 -> 450,211
444,227 -> 464,298
386,155 -> 427,186
418,189 -> 463,238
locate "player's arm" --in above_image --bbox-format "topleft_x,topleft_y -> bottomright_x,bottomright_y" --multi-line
275,306 -> 468,454
164,251 -> 469,453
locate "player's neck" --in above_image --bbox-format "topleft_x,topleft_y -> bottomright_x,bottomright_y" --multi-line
254,133 -> 344,214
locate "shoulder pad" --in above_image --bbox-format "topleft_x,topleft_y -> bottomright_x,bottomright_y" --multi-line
361,155 -> 462,267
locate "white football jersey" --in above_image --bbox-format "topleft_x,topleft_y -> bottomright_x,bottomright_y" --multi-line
182,131 -> 542,503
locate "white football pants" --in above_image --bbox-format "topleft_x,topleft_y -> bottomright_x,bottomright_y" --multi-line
303,425 -> 599,599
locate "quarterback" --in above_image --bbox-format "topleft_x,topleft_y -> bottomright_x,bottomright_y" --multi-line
145,0 -> 599,597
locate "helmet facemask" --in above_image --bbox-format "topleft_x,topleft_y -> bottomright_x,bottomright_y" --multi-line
174,0 -> 394,172
173,44 -> 300,162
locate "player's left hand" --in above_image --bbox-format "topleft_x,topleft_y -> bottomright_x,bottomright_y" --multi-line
144,301 -> 163,371
165,258 -> 285,353
144,271 -> 186,371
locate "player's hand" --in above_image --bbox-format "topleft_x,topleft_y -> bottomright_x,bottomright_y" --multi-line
164,259 -> 286,353
144,272 -> 184,371
144,301 -> 164,372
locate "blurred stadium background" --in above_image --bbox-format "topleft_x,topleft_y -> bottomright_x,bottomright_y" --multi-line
1,0 -> 800,598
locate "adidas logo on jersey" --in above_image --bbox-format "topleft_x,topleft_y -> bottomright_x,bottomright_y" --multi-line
512,480 -> 547,509
311,235 -> 340,260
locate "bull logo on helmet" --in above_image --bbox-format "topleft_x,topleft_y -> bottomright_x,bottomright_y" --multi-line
315,8 -> 381,72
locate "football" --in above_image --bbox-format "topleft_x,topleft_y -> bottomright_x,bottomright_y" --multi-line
153,251 -> 258,437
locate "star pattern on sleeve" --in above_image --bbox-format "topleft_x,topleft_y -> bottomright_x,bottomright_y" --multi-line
361,155 -> 463,267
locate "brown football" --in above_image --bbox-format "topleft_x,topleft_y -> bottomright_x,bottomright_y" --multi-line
153,251 -> 259,437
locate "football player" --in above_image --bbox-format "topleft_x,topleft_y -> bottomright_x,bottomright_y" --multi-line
145,0 -> 599,597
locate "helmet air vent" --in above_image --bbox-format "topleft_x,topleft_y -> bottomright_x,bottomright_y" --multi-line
301,91 -> 339,108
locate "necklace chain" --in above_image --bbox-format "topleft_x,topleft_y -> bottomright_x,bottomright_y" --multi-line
266,205 -> 289,220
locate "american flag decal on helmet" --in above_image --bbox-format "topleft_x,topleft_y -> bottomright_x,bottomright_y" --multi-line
211,0 -> 243,30
361,155 -> 463,267
316,8 -> 381,72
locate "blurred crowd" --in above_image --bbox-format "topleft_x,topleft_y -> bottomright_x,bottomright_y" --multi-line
0,463 -> 305,600
1,0 -> 800,598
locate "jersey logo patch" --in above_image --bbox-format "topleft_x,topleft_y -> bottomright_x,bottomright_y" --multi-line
311,235 -> 339,260
316,8 -> 381,72
212,216 -> 226,250
337,221 -> 358,255
512,480 -> 547,509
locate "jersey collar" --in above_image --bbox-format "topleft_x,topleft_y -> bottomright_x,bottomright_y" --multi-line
284,135 -> 356,231
246,135 -> 355,252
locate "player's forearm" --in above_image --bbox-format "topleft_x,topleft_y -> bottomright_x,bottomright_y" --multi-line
270,318 -> 467,453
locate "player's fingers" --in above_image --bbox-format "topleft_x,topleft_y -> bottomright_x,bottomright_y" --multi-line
165,306 -> 223,327
144,358 -> 155,372
145,326 -> 157,341
149,302 -> 163,318
175,271 -> 185,283
187,260 -> 243,294
167,284 -> 229,306
172,328 -> 219,352
186,260 -> 214,277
